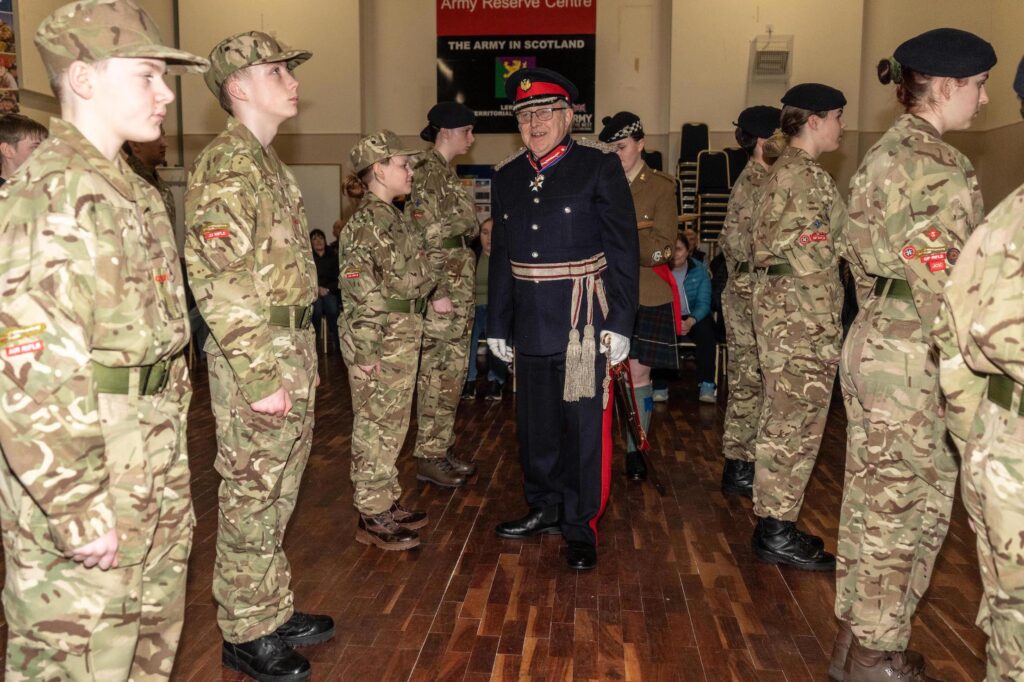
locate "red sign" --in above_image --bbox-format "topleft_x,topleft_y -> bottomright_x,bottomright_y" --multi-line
438,0 -> 596,37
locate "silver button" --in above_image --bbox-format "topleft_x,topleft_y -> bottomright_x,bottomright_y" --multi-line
503,213 -> 508,219
533,197 -> 540,204
531,251 -> 539,258
531,224 -> 539,231
564,206 -> 572,213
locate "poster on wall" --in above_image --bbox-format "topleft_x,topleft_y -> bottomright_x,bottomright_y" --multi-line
0,0 -> 18,113
436,0 -> 596,134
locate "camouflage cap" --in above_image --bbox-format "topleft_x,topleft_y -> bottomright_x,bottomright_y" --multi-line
204,31 -> 312,96
34,0 -> 209,86
350,130 -> 420,174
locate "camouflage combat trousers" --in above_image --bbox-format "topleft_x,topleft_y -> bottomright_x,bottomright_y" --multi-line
347,312 -> 423,514
835,296 -> 956,650
751,274 -> 840,521
960,388 -> 1024,680
209,327 -> 317,644
414,283 -> 475,459
722,272 -> 761,463
1,359 -> 193,681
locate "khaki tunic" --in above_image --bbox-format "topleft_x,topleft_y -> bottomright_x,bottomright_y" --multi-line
630,162 -> 677,308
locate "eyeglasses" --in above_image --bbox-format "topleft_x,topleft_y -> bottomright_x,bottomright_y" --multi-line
515,107 -> 569,125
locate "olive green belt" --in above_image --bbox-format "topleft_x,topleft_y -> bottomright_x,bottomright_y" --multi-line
734,262 -> 751,274
873,277 -> 913,300
756,263 -> 794,276
92,359 -> 172,396
988,374 -> 1024,416
268,305 -> 313,329
384,297 -> 428,314
442,235 -> 469,249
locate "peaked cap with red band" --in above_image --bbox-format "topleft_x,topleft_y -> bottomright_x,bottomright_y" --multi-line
505,67 -> 579,113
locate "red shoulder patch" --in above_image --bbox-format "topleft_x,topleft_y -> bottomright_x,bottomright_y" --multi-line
901,245 -> 917,260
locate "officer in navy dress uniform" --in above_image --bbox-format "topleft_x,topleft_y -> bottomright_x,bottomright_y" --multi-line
487,67 -> 639,570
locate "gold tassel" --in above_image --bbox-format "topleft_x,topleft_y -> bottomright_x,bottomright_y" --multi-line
563,327 -> 582,401
579,324 -> 596,398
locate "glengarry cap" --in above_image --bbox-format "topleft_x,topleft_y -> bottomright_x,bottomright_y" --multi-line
350,130 -> 419,175
34,0 -> 209,86
205,31 -> 311,96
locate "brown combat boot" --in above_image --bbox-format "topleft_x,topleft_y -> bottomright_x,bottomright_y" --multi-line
829,621 -> 854,680
416,457 -> 467,488
389,501 -> 428,530
446,451 -> 477,477
356,511 -> 420,551
845,639 -> 933,682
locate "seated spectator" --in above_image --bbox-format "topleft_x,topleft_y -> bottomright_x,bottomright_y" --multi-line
0,113 -> 48,186
682,226 -> 706,262
654,233 -> 717,403
310,228 -> 341,352
464,217 -> 508,400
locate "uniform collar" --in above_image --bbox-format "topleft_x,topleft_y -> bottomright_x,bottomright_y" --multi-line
527,134 -> 573,173
48,117 -> 137,201
627,161 -> 648,185
900,113 -> 942,139
364,189 -> 403,216
225,116 -> 280,168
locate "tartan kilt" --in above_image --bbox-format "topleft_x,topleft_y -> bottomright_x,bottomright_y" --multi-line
630,302 -> 678,369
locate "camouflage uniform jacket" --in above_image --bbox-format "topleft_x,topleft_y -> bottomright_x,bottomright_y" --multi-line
629,162 -> 677,307
406,149 -> 478,300
846,114 -> 983,337
185,116 -> 317,403
339,192 -> 436,365
125,151 -> 175,228
0,117 -> 190,551
937,184 -> 1024,450
720,161 -> 769,275
751,145 -> 846,316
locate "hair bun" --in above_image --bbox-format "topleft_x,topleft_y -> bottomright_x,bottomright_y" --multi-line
601,115 -> 612,125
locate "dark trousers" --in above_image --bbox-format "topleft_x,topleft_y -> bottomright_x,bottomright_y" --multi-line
682,315 -> 717,384
515,351 -> 613,546
312,293 -> 340,350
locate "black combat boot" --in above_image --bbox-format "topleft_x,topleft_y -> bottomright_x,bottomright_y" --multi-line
356,511 -> 420,551
389,501 -> 428,530
751,516 -> 835,571
721,459 -> 753,497
495,505 -> 562,538
625,451 -> 647,481
845,639 -> 933,681
223,633 -> 310,682
275,612 -> 335,647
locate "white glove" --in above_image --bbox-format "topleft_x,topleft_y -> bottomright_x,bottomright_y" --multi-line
600,330 -> 630,365
487,337 -> 514,363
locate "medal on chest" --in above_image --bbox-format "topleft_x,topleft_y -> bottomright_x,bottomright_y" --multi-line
527,141 -> 572,192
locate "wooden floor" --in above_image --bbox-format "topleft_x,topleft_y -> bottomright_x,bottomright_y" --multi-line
3,352 -> 989,681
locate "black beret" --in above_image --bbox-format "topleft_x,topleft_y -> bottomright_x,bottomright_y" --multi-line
420,102 -> 476,141
504,67 -> 578,112
734,105 -> 782,139
598,111 -> 643,143
781,83 -> 847,111
1015,56 -> 1024,99
893,28 -> 996,78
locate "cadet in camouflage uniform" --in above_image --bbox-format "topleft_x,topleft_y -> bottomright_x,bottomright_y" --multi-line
598,111 -> 678,483
937,125 -> 1024,682
339,130 -> 434,551
935,54 -> 1020,682
0,2 -> 207,679
832,30 -> 995,682
184,31 -> 333,682
409,102 -> 478,488
719,105 -> 780,498
749,83 -> 847,572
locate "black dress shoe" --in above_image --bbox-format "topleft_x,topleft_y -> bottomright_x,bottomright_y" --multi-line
461,381 -> 476,400
495,506 -> 562,538
275,611 -> 336,647
566,541 -> 597,570
752,516 -> 835,571
721,459 -> 753,497
625,451 -> 647,481
223,633 -> 311,682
